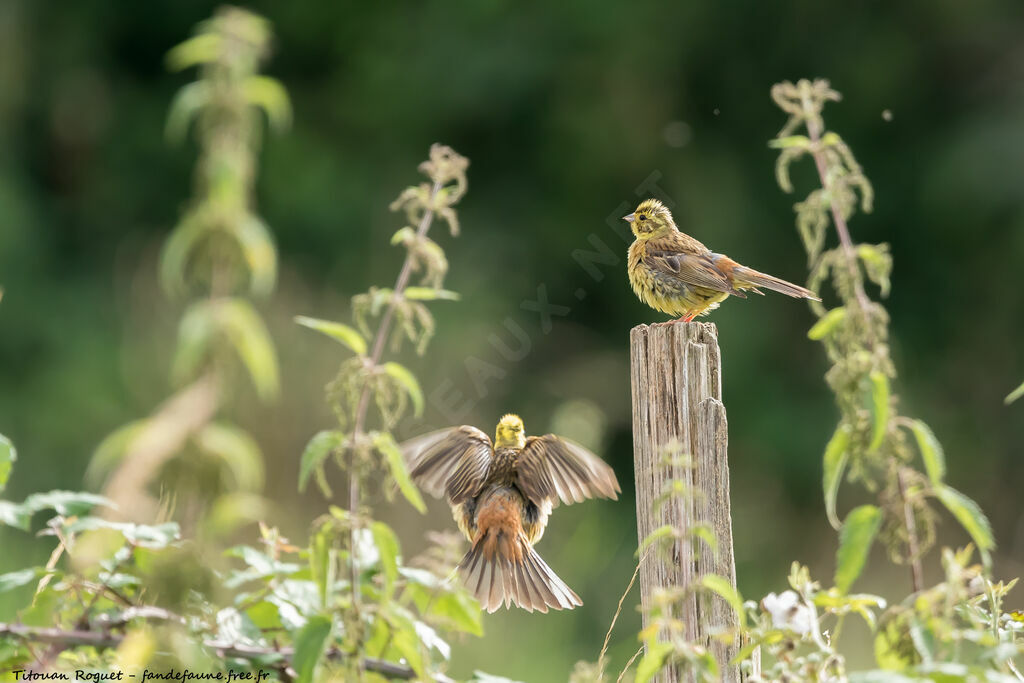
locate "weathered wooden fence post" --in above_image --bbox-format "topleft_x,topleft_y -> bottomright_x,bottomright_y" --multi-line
630,322 -> 752,682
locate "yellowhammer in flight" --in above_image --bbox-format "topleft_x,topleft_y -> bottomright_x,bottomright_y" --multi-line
401,414 -> 619,613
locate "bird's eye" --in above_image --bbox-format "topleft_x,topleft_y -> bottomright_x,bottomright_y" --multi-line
639,214 -> 647,221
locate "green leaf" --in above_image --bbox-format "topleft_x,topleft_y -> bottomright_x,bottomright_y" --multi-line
689,523 -> 719,555
371,521 -> 401,598
808,306 -> 847,340
65,518 -> 181,548
635,641 -> 674,683
194,421 -> 265,492
392,623 -> 427,680
174,299 -> 280,400
0,434 -> 15,494
159,211 -> 208,297
699,574 -> 747,628
0,501 -> 31,531
906,419 -> 945,485
243,75 -> 292,131
403,287 -> 460,301
0,569 -> 40,593
294,316 -> 368,356
309,521 -> 336,606
835,504 -> 882,594
23,491 -> 113,517
768,135 -> 811,149
292,615 -> 332,683
217,299 -> 280,402
424,590 -> 483,637
637,524 -> 676,557
1006,380 -> 1024,405
868,371 -> 889,452
372,432 -> 427,514
165,81 -> 211,142
823,423 -> 852,530
298,430 -> 344,495
381,362 -> 423,417
234,215 -> 278,298
166,33 -> 222,71
934,484 -> 995,562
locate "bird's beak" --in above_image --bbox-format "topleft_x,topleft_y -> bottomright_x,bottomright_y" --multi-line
623,213 -> 635,223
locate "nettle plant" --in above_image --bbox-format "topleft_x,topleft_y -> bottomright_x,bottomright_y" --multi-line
612,80 -> 1023,683
292,143 -> 488,682
0,10 -> 491,683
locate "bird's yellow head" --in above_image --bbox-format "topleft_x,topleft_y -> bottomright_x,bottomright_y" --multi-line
623,198 -> 676,240
494,413 -> 526,449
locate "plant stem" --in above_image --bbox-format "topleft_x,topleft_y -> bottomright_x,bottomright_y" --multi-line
897,467 -> 924,592
798,88 -> 875,325
345,178 -> 445,656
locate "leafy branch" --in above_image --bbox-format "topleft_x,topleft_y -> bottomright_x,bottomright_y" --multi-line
771,79 -> 994,592
89,7 -> 288,530
296,144 -> 479,681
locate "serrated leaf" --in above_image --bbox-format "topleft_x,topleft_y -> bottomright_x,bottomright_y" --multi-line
1006,380 -> 1024,405
0,434 -> 15,494
700,574 -> 746,628
835,504 -> 882,594
808,307 -> 847,340
823,423 -> 852,530
372,432 -> 426,514
292,615 -> 332,683
935,484 -> 995,563
906,419 -> 945,485
635,640 -> 674,683
637,524 -> 676,557
299,430 -> 344,495
0,501 -> 31,531
165,81 -> 211,142
768,135 -> 812,149
23,491 -> 113,517
403,287 -> 460,301
173,299 -> 279,400
65,518 -> 181,548
0,568 -> 41,593
234,215 -> 278,297
392,621 -> 427,680
381,362 -> 423,417
868,371 -> 889,452
160,211 -> 208,298
371,522 -> 401,599
425,590 -> 483,637
243,75 -> 292,131
166,33 -> 222,71
218,299 -> 280,402
194,422 -> 265,492
294,316 -> 367,355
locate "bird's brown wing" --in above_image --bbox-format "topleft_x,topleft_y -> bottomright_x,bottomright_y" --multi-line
645,249 -> 747,298
401,426 -> 494,505
516,435 -> 620,507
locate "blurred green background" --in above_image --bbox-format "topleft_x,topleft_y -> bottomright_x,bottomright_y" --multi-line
1,0 -> 1023,679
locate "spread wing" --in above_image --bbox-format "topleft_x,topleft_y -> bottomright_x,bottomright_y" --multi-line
645,250 -> 746,298
400,426 -> 494,505
516,435 -> 620,507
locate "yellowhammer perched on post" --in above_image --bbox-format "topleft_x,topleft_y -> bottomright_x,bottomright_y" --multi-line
401,414 -> 619,613
625,198 -> 819,321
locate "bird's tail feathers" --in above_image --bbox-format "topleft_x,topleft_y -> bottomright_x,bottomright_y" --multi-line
458,530 -> 581,613
733,266 -> 820,300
